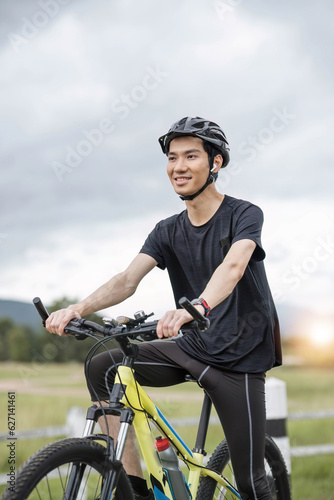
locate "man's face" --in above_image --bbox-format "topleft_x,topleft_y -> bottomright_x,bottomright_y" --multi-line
166,136 -> 210,198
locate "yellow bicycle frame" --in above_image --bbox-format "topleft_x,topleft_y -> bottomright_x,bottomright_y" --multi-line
114,364 -> 241,500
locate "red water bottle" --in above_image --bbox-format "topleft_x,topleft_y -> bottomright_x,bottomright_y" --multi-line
155,436 -> 191,500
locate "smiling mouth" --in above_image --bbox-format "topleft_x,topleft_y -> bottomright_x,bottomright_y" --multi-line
174,176 -> 192,183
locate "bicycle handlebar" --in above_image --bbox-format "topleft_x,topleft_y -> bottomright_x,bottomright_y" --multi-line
178,297 -> 210,332
33,297 -> 49,325
32,296 -> 210,343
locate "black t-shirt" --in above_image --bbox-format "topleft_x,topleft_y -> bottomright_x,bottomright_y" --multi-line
140,195 -> 282,373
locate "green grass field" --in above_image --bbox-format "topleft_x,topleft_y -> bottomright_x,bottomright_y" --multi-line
0,361 -> 334,499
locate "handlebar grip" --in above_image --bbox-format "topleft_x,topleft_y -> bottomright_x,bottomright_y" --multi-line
179,297 -> 210,332
33,297 -> 49,325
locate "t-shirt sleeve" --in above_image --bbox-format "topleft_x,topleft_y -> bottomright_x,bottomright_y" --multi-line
139,223 -> 166,270
232,204 -> 266,261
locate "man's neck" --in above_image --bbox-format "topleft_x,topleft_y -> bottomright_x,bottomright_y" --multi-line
185,187 -> 225,226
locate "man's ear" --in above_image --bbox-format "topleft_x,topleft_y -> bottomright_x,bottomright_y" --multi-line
211,154 -> 223,173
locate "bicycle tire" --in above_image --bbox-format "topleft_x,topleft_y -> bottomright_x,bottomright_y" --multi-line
2,437 -> 134,500
196,435 -> 291,500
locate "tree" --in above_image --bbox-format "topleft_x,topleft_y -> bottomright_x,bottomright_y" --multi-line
0,297 -> 111,363
0,318 -> 14,361
36,297 -> 106,363
8,325 -> 32,362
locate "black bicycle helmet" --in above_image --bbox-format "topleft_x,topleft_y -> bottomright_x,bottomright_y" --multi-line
159,117 -> 230,201
158,116 -> 230,167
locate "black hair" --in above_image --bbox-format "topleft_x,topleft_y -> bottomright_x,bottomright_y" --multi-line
203,141 -> 221,179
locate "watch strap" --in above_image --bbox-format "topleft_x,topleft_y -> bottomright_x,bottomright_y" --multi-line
191,298 -> 211,317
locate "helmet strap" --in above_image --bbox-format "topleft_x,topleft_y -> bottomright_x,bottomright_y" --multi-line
179,174 -> 214,201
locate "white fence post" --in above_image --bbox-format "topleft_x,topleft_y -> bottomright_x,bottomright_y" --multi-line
265,377 -> 291,474
66,407 -> 86,438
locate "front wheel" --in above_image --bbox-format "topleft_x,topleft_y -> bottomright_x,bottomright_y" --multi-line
197,435 -> 291,500
2,437 -> 134,500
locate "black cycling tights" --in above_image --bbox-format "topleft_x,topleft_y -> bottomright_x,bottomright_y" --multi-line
86,340 -> 272,500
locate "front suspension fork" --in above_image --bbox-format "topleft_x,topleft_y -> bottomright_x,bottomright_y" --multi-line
82,404 -> 135,500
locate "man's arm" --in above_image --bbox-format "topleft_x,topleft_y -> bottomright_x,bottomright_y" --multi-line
46,253 -> 157,336
200,238 -> 256,309
157,239 -> 256,338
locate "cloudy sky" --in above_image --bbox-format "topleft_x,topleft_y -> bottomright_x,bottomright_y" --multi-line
1,0 -> 333,329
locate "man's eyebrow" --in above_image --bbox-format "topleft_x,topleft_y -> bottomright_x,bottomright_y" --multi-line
168,148 -> 202,156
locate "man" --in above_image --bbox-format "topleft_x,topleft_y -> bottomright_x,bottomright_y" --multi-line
46,116 -> 282,500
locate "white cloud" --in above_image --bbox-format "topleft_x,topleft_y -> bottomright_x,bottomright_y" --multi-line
1,0 -> 333,319
1,197 -> 333,318
0,212 -> 174,317
261,198 -> 334,313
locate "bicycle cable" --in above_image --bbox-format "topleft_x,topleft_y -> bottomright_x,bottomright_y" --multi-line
82,328 -> 152,461
81,330 -> 123,455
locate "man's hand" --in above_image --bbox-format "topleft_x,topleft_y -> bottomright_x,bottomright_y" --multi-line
45,308 -> 81,336
157,305 -> 204,339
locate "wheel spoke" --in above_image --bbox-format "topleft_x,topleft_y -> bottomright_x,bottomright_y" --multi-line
34,484 -> 43,500
58,465 -> 66,494
46,475 -> 52,499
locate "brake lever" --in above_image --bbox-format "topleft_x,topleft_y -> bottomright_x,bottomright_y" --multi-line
64,318 -> 89,340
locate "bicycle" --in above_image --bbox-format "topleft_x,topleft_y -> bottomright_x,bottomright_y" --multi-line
2,297 -> 291,500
